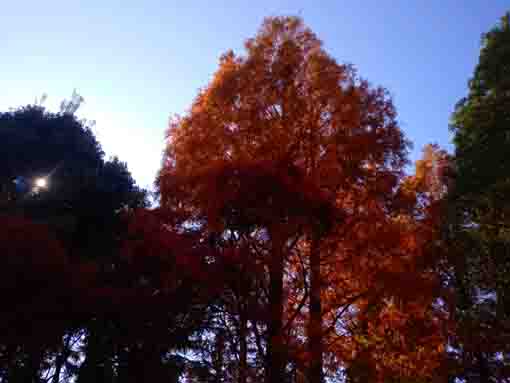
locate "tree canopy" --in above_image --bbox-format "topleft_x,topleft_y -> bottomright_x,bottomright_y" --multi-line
448,12 -> 510,383
1,11 -> 510,383
158,16 -> 448,383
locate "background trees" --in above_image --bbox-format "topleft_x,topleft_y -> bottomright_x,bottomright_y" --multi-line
448,12 -> 510,383
0,97 -> 153,383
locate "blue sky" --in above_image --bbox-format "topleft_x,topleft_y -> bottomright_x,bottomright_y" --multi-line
1,1 -> 508,189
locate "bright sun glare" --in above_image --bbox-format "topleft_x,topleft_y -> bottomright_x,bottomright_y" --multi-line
35,177 -> 47,188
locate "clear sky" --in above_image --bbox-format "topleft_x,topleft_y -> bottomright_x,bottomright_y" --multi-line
1,1 -> 508,189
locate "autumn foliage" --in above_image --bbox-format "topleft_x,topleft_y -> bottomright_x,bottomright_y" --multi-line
157,16 -> 449,383
8,12 -> 510,383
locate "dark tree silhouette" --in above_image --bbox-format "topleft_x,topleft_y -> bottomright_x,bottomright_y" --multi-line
448,12 -> 510,383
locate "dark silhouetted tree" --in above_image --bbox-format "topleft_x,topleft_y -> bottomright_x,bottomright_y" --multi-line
449,12 -> 510,383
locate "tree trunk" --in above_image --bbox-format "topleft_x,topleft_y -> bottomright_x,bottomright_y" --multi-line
251,318 -> 265,375
77,322 -> 114,383
124,344 -> 161,383
116,346 -> 129,383
238,302 -> 248,383
26,347 -> 43,383
76,332 -> 97,383
477,352 -> 490,383
51,335 -> 71,383
213,330 -> 225,383
267,225 -> 285,383
308,234 -> 323,383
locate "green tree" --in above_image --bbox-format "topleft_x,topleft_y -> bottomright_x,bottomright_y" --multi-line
449,12 -> 510,383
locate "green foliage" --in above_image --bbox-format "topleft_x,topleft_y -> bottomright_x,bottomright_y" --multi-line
450,10 -> 510,314
449,11 -> 510,383
451,12 -> 510,197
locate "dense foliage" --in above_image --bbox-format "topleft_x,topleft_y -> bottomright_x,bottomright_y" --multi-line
157,16 -> 449,383
448,13 -> 510,383
0,12 -> 509,383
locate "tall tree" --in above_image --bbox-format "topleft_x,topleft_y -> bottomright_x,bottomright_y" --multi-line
158,16 -> 444,383
449,12 -> 510,383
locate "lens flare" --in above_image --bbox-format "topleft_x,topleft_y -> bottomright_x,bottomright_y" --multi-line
35,178 -> 47,188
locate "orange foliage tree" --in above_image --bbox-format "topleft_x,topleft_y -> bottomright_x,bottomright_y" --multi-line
158,16 -> 448,383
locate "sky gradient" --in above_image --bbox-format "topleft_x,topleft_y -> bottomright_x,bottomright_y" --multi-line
2,1 -> 508,189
